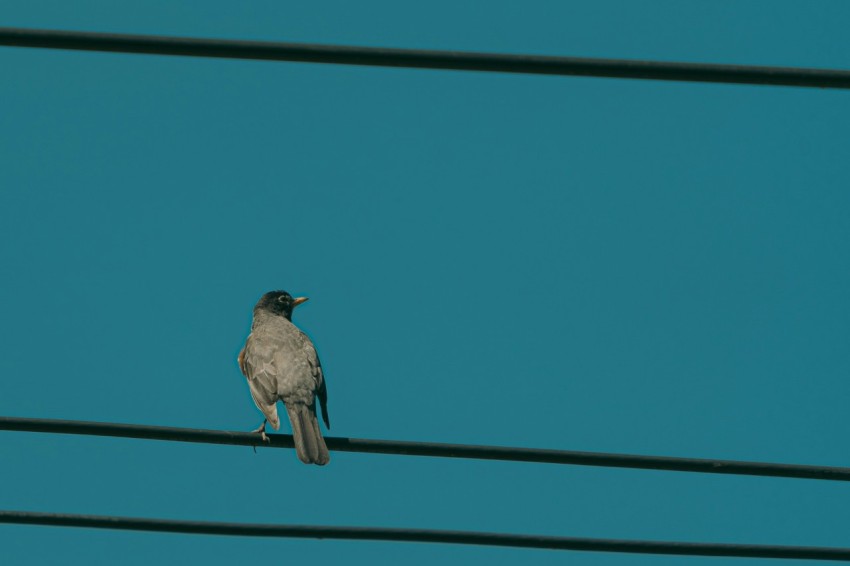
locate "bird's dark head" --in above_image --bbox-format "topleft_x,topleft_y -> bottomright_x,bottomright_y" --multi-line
254,290 -> 309,320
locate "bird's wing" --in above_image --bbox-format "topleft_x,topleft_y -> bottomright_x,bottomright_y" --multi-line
305,339 -> 330,430
240,334 -> 282,429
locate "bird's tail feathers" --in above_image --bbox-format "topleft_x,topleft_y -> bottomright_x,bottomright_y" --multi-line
286,403 -> 330,465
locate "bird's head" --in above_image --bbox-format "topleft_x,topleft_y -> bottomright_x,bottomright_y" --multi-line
255,290 -> 309,320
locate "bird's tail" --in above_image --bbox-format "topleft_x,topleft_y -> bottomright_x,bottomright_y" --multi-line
285,402 -> 330,465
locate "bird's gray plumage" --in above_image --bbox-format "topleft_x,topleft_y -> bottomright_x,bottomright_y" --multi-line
238,291 -> 330,465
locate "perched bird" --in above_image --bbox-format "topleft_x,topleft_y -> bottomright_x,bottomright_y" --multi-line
238,290 -> 330,465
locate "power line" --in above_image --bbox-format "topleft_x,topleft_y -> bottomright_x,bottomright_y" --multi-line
1,27 -> 849,89
3,510 -> 850,561
3,416 -> 850,481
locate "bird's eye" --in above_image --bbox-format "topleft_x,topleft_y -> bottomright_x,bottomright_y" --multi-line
278,296 -> 288,303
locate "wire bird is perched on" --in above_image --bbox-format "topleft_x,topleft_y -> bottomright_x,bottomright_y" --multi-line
238,290 -> 330,465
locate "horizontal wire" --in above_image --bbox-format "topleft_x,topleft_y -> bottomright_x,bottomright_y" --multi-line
1,27 -> 850,89
3,416 -> 850,481
3,510 -> 850,561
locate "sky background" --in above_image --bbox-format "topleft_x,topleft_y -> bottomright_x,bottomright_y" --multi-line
2,1 -> 850,565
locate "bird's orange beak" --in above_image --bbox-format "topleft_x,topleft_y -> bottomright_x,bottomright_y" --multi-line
292,296 -> 309,307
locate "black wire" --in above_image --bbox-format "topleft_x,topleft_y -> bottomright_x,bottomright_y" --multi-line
3,416 -> 850,481
3,510 -> 850,560
1,27 -> 849,89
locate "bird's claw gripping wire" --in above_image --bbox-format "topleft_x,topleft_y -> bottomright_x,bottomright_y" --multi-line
251,419 -> 270,453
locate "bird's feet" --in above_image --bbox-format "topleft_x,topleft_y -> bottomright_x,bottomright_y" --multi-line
251,420 -> 270,453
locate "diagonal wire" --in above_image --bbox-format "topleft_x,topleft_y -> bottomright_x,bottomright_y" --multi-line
1,27 -> 850,89
3,416 -> 850,481
3,510 -> 850,561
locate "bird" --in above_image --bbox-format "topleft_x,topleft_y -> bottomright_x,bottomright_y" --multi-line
238,290 -> 330,465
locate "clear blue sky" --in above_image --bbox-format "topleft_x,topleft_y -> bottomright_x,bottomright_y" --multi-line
2,2 -> 850,565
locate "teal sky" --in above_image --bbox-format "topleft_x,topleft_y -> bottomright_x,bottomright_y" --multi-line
2,2 -> 850,565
